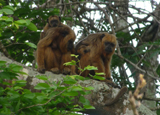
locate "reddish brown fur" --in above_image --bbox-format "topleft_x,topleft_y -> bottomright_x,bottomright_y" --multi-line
75,32 -> 117,83
40,15 -> 64,39
36,25 -> 76,75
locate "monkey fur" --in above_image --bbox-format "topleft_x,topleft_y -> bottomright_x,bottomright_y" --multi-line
40,15 -> 63,40
75,32 -> 117,85
36,25 -> 76,75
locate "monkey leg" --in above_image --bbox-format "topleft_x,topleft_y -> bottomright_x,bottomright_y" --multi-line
36,47 -> 46,73
103,61 -> 117,87
36,32 -> 61,73
92,58 -> 105,78
104,62 -> 111,80
44,47 -> 60,74
61,52 -> 72,75
79,54 -> 90,77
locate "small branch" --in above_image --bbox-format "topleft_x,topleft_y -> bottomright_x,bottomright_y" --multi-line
143,96 -> 160,101
0,41 -> 11,59
129,74 -> 146,115
150,106 -> 160,111
115,53 -> 160,80
137,45 -> 153,65
18,88 -> 69,112
72,9 -> 90,34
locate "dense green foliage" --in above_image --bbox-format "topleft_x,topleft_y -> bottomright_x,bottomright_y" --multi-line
0,60 -> 96,114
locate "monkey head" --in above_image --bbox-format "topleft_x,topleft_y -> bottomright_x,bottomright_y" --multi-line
47,15 -> 61,27
100,33 -> 117,55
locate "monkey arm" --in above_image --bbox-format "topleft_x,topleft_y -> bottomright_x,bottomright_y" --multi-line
36,31 -> 60,73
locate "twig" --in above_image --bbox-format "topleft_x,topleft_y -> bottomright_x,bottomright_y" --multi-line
18,88 -> 68,112
129,74 -> 146,115
114,52 -> 160,80
0,41 -> 11,59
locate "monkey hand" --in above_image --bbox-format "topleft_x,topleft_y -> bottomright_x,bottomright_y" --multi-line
60,28 -> 69,37
38,67 -> 45,74
50,67 -> 60,74
62,67 -> 71,75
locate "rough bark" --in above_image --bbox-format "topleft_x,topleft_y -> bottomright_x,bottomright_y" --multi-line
0,52 -> 156,115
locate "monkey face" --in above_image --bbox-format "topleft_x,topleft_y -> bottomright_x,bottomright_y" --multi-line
47,15 -> 61,27
104,42 -> 115,53
50,19 -> 59,27
101,33 -> 117,54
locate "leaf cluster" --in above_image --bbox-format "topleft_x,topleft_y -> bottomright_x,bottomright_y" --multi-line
0,60 -> 95,115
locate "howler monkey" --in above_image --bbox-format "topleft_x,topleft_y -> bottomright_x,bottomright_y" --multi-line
75,32 -> 117,84
36,25 -> 76,75
40,15 -> 64,40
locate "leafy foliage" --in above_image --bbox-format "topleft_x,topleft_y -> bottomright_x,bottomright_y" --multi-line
0,60 -> 95,115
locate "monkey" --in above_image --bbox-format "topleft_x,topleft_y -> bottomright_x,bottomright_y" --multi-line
36,25 -> 76,75
75,32 -> 117,85
40,15 -> 63,40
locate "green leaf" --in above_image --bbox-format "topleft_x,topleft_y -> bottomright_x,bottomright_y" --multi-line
71,54 -> 79,58
27,22 -> 37,31
16,80 -> 27,84
63,76 -> 77,84
84,105 -> 95,109
92,75 -> 105,80
0,72 -> 17,79
71,86 -> 83,91
14,23 -> 19,29
79,96 -> 90,105
0,10 -> 3,14
25,19 -> 31,26
15,20 -> 26,24
35,75 -> 48,80
15,100 -> 20,113
14,80 -> 27,87
95,72 -> 105,76
63,60 -> 76,66
34,83 -> 50,90
3,5 -> 14,11
62,91 -> 78,96
23,93 -> 35,99
6,17 -> 13,22
2,9 -> 13,14
0,60 -> 6,66
84,86 -> 94,90
25,42 -> 37,49
49,92 -> 59,98
7,91 -> 20,99
36,93 -> 47,100
0,16 -> 8,20
70,75 -> 86,81
84,65 -> 98,71
9,64 -> 23,72
63,17 -> 72,21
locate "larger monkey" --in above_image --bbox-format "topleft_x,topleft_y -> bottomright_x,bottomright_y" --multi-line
75,32 -> 117,84
36,25 -> 76,75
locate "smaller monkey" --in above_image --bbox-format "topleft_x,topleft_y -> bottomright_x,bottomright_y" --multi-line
40,15 -> 63,40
